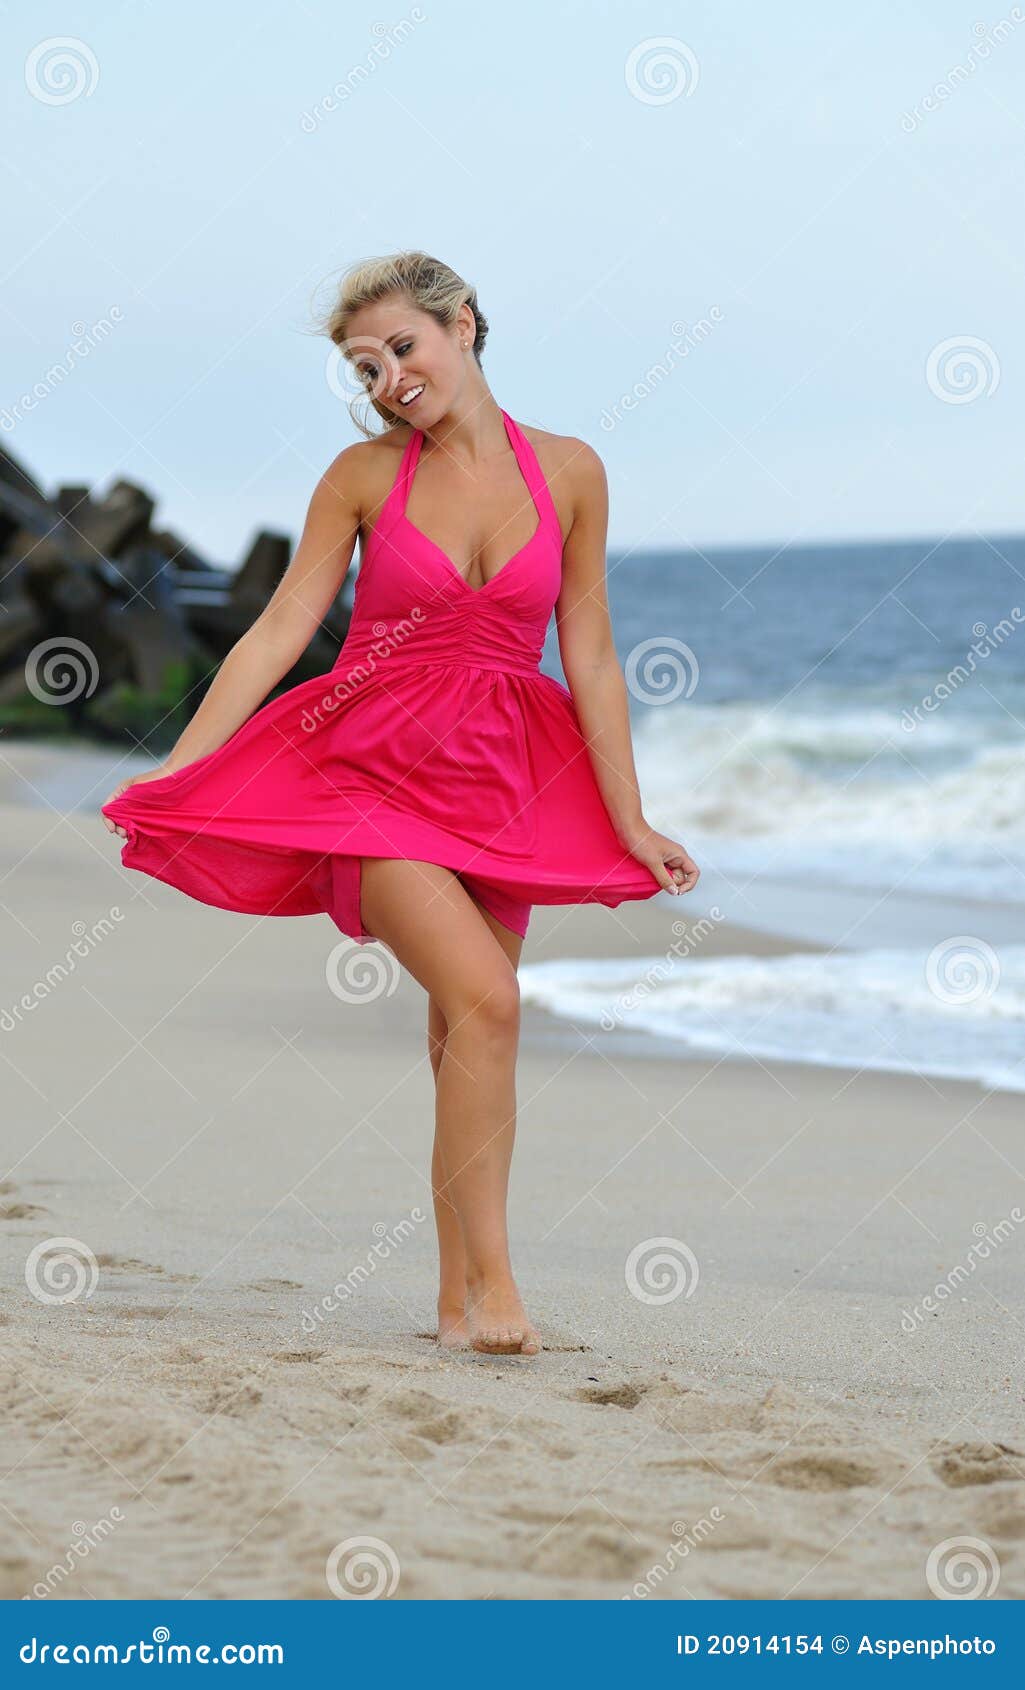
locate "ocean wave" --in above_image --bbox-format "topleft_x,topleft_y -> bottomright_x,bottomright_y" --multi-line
519,944 -> 1025,1094
633,686 -> 1025,901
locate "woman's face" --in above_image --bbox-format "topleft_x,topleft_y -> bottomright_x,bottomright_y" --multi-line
343,297 -> 470,426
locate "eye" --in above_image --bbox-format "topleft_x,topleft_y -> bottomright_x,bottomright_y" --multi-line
355,342 -> 412,390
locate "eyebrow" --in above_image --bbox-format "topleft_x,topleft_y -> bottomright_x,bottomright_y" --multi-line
353,329 -> 412,365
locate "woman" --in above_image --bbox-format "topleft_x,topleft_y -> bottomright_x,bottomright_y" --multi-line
101,251 -> 700,1359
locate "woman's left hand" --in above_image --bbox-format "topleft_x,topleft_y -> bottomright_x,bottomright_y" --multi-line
620,822 -> 701,896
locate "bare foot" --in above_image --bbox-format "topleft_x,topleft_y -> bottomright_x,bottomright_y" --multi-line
437,1301 -> 471,1349
465,1275 -> 541,1356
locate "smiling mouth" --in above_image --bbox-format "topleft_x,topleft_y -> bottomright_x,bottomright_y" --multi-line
397,383 -> 425,408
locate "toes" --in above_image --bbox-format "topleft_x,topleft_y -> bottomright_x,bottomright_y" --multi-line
473,1325 -> 517,1353
469,1316 -> 540,1356
438,1329 -> 469,1349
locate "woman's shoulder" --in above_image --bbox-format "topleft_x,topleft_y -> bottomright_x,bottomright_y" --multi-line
520,421 -> 604,472
520,422 -> 606,500
322,417 -> 604,510
329,422 -> 410,471
319,424 -> 412,508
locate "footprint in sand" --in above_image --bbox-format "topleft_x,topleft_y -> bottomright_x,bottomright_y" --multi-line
95,1254 -> 198,1284
576,1380 -> 647,1410
973,1488 -> 1025,1540
764,1450 -> 887,1491
574,1374 -> 752,1437
531,1519 -> 659,1582
383,1386 -> 468,1445
934,1441 -> 1025,1488
197,1379 -> 263,1416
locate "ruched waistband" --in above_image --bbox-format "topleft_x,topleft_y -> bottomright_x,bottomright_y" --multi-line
331,624 -> 544,682
332,648 -> 541,680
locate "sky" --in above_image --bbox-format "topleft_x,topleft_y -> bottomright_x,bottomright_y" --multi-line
3,0 -> 1024,562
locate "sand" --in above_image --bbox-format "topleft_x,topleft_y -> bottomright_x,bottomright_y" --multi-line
1,742 -> 1024,1601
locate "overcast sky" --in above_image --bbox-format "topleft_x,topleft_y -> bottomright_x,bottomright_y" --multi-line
4,0 -> 1023,561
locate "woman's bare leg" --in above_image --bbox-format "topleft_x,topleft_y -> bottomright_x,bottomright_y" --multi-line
427,998 -> 470,1346
428,898 -> 524,1348
360,857 -> 539,1356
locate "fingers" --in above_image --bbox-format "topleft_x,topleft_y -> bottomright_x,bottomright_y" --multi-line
663,849 -> 700,893
673,863 -> 700,890
652,857 -> 685,894
101,784 -> 130,840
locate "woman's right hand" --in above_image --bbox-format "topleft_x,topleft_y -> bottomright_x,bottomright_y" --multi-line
101,764 -> 178,838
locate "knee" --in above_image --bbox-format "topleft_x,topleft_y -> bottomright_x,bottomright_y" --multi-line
456,972 -> 520,1039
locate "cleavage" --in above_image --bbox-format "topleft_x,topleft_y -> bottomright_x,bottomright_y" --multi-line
407,456 -> 538,587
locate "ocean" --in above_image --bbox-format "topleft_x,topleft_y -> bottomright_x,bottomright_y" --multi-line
26,531 -> 1025,1095
522,534 -> 1025,1094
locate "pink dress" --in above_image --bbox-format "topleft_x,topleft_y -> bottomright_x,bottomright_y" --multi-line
102,409 -> 663,942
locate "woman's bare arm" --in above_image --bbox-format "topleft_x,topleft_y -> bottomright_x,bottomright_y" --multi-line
101,448 -> 362,830
553,441 -> 699,896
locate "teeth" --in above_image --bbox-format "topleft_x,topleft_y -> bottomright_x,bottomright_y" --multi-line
399,384 -> 424,406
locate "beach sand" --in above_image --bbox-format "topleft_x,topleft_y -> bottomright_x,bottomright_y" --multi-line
1,743 -> 1024,1601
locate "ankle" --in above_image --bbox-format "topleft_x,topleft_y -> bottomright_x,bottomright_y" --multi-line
464,1261 -> 515,1292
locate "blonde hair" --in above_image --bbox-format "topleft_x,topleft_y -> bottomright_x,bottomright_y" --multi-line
317,250 -> 488,438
